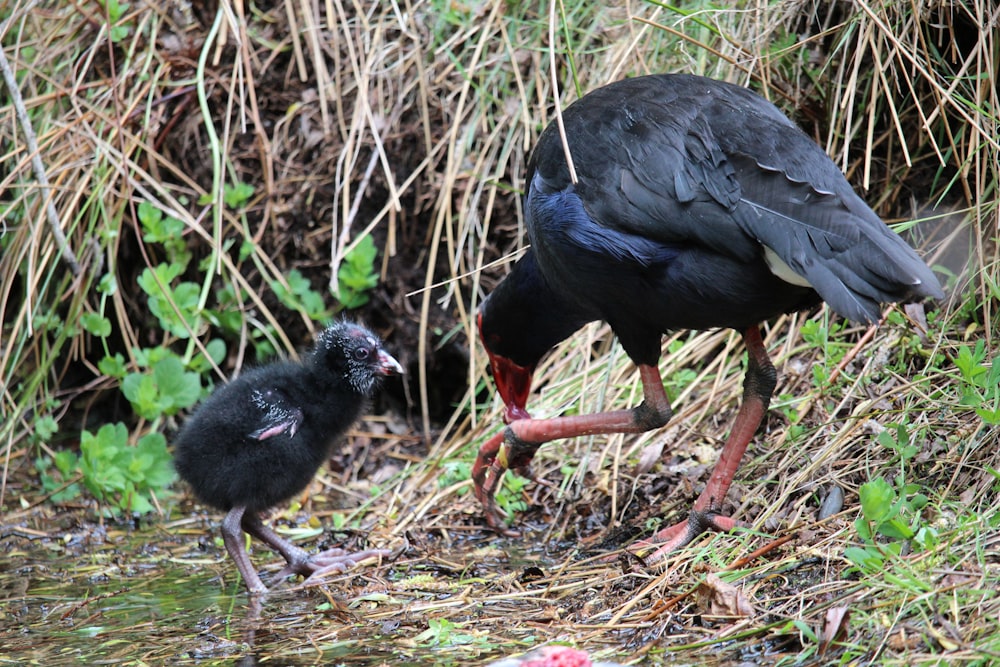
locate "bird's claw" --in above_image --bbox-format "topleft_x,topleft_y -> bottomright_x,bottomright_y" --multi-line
471,427 -> 545,537
472,431 -> 517,536
623,508 -> 745,563
471,430 -> 505,501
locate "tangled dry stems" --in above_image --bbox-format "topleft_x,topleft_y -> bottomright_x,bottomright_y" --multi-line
1,0 -> 998,662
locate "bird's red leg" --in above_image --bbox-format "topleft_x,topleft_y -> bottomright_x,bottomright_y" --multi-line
629,326 -> 776,561
506,364 -> 674,442
473,364 -> 673,534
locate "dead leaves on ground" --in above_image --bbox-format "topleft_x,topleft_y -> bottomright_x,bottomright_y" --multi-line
694,573 -> 754,621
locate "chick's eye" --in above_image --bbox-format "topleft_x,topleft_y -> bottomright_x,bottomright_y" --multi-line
354,347 -> 370,361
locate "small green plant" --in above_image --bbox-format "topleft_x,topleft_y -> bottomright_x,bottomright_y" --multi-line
207,284 -> 278,359
845,478 -> 910,574
845,423 -> 936,575
36,450 -> 82,503
438,459 -> 472,491
99,0 -> 131,42
223,181 -> 255,209
37,423 -> 176,516
494,473 -> 529,520
121,349 -> 204,420
272,269 -> 333,323
799,317 -> 850,388
413,618 -> 489,649
438,457 -> 529,526
80,311 -> 112,337
32,413 -> 60,445
335,234 -> 379,309
773,393 -> 806,441
196,181 -> 255,210
955,340 -> 1000,424
663,340 -> 699,394
205,284 -> 248,334
138,201 -> 190,267
137,263 -> 203,338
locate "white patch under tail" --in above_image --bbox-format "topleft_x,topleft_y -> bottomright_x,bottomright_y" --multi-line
763,245 -> 812,287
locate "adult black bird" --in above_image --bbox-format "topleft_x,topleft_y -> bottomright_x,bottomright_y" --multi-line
174,321 -> 402,595
474,73 -> 943,559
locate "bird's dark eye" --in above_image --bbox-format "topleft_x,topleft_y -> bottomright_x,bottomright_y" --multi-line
354,347 -> 370,361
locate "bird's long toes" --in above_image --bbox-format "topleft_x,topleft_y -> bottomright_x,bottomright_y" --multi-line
312,546 -> 392,569
294,548 -> 392,584
308,546 -> 350,563
696,510 -> 745,534
622,510 -> 749,564
278,548 -> 392,582
483,507 -> 521,538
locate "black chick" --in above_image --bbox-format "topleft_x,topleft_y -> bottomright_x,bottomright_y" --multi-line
475,74 -> 943,558
174,321 -> 402,595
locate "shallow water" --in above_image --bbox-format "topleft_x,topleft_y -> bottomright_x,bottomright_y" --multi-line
0,521 -> 610,666
1,512 -> 755,666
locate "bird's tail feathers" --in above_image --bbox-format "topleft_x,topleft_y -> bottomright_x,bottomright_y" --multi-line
749,208 -> 943,324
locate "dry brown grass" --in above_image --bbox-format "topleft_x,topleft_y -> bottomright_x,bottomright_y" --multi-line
2,0 -> 998,664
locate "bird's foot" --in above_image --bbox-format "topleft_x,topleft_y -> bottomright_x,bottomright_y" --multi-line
472,430 -> 519,536
278,546 -> 392,585
483,503 -> 521,538
475,474 -> 521,538
472,428 -> 545,537
626,509 -> 745,563
471,430 -> 505,497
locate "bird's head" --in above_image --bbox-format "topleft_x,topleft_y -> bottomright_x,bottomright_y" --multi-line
315,322 -> 403,394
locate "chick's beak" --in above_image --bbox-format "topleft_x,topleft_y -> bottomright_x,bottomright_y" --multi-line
377,349 -> 404,376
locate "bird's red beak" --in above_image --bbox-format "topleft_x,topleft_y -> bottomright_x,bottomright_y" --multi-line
478,312 -> 533,423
